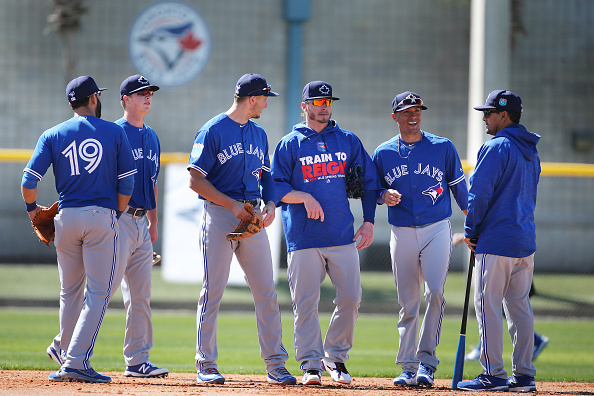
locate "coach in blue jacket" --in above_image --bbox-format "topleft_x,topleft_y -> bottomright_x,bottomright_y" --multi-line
458,90 -> 541,392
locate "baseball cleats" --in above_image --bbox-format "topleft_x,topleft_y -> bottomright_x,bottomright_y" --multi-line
508,375 -> 536,392
323,359 -> 352,384
416,363 -> 434,387
124,361 -> 169,378
197,368 -> 225,384
532,333 -> 549,361
49,367 -> 112,383
457,374 -> 509,391
302,370 -> 322,385
46,345 -> 63,366
267,367 -> 297,385
393,371 -> 417,386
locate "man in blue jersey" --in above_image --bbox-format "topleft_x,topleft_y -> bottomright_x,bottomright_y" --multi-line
113,74 -> 168,378
21,76 -> 136,383
457,90 -> 540,392
372,92 -> 468,387
187,73 -> 295,386
271,81 -> 379,386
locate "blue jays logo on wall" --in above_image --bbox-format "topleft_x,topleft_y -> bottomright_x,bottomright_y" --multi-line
128,1 -> 211,87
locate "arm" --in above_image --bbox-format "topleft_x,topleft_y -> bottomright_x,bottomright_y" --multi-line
188,168 -> 251,221
21,186 -> 41,221
147,184 -> 158,243
280,190 -> 324,222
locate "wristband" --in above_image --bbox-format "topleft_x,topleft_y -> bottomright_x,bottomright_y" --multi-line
26,201 -> 37,212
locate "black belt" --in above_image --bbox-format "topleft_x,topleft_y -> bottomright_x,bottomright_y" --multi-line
125,206 -> 148,217
235,198 -> 260,207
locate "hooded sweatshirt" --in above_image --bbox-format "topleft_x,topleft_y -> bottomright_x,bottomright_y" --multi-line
465,123 -> 541,258
271,121 -> 379,252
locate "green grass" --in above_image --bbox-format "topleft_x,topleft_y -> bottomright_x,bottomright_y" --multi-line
0,264 -> 593,381
0,308 -> 593,381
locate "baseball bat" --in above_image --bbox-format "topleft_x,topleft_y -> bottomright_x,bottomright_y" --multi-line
451,240 -> 477,389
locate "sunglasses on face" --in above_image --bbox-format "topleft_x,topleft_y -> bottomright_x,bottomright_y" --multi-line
482,109 -> 500,117
308,99 -> 334,107
247,85 -> 272,96
134,89 -> 154,97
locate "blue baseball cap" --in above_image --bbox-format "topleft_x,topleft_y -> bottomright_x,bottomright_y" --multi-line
234,73 -> 278,97
66,76 -> 106,103
392,91 -> 427,113
302,81 -> 340,101
474,90 -> 522,113
120,74 -> 160,99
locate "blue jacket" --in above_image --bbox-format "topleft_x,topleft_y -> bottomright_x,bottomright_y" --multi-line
271,121 -> 379,252
465,124 -> 541,258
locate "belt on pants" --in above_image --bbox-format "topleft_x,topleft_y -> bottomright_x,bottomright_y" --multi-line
235,198 -> 261,207
125,206 -> 148,217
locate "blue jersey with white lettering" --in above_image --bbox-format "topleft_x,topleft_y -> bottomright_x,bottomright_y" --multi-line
23,115 -> 136,210
271,120 -> 379,252
372,131 -> 468,227
115,118 -> 160,210
187,113 -> 275,203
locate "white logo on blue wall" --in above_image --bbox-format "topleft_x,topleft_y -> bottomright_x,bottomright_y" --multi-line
129,1 -> 211,87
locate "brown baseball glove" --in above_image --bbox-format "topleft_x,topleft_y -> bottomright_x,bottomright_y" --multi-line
225,203 -> 263,241
31,201 -> 59,247
152,252 -> 161,266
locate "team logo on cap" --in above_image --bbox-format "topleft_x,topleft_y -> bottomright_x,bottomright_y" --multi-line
129,2 -> 211,87
405,93 -> 419,103
499,98 -> 507,106
422,182 -> 444,205
319,84 -> 330,95
138,76 -> 149,84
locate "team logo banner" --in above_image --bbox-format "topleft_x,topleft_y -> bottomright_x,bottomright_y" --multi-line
128,1 -> 211,87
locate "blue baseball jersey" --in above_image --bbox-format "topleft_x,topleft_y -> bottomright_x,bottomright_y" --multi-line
23,115 -> 137,210
372,131 -> 468,227
187,113 -> 275,203
271,120 -> 380,252
115,118 -> 160,210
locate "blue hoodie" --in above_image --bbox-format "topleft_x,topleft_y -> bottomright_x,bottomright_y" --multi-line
271,121 -> 379,252
465,123 -> 541,258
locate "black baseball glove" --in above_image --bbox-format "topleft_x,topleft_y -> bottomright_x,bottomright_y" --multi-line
346,163 -> 364,199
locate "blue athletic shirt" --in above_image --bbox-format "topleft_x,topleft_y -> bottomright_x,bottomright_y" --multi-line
115,119 -> 160,210
187,113 -> 275,204
372,131 -> 468,227
465,124 -> 541,258
271,120 -> 379,252
22,115 -> 136,210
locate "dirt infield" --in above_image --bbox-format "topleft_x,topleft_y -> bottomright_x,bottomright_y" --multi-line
1,371 -> 592,396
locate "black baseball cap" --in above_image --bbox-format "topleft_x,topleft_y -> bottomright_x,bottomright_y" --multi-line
302,81 -> 340,101
474,90 -> 522,113
120,75 -> 160,99
66,76 -> 107,103
392,91 -> 427,113
234,73 -> 279,97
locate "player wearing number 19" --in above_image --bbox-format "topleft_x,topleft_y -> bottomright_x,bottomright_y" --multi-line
21,76 -> 136,383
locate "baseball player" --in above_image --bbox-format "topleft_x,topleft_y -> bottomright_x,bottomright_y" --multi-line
112,75 -> 168,378
22,76 -> 136,383
372,92 -> 468,387
271,81 -> 380,386
187,73 -> 295,386
457,90 -> 541,392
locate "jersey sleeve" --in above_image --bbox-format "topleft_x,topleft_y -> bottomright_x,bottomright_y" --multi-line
22,132 -> 53,187
260,138 -> 276,204
445,141 -> 468,211
271,138 -> 297,203
464,141 -> 507,238
188,128 -> 217,176
116,128 -> 137,196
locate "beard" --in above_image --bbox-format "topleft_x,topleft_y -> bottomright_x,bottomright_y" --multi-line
306,108 -> 331,124
95,99 -> 102,118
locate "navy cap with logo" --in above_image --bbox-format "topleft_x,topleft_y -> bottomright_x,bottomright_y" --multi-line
474,90 -> 522,113
120,74 -> 160,99
66,76 -> 107,103
302,81 -> 340,102
235,73 -> 279,97
392,91 -> 427,113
